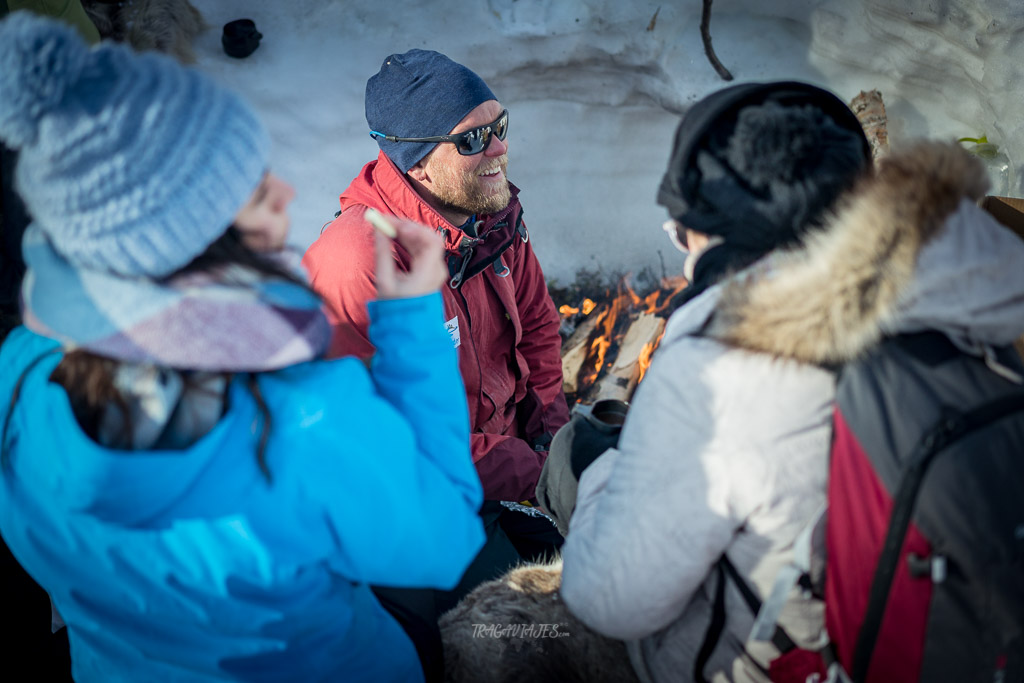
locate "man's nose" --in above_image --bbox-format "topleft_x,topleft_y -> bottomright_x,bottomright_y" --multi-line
484,132 -> 507,156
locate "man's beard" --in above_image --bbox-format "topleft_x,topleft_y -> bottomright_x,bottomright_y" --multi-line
430,156 -> 511,217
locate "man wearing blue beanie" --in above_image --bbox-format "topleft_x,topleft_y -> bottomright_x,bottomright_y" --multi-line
303,49 -> 568,606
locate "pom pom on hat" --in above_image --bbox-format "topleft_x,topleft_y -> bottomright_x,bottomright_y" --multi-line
0,13 -> 86,148
0,12 -> 270,278
657,81 -> 872,252
726,102 -> 828,188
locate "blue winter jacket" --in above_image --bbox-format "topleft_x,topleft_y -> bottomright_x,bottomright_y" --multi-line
0,293 -> 484,682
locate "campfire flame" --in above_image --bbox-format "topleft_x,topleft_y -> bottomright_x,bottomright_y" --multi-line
559,276 -> 689,401
558,298 -> 597,318
583,295 -> 627,387
637,340 -> 656,383
626,279 -> 688,315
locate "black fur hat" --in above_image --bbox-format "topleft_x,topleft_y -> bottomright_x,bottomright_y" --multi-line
657,81 -> 872,251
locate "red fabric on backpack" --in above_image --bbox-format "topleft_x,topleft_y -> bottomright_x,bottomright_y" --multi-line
768,648 -> 826,683
825,408 -> 933,682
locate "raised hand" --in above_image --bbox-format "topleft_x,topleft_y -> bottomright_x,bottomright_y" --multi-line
373,215 -> 447,300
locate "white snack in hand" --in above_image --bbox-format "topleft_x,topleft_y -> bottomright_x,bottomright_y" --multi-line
364,207 -> 397,238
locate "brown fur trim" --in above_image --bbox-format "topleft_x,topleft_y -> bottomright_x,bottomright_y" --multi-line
126,0 -> 205,64
709,141 -> 988,364
440,560 -> 639,683
83,0 -> 206,64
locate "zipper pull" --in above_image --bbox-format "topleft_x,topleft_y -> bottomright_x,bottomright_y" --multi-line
449,245 -> 474,289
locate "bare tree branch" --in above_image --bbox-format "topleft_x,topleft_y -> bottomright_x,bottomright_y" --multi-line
700,0 -> 734,81
647,6 -> 661,32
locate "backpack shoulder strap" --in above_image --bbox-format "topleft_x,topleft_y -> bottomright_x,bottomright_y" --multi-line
749,504 -> 826,644
693,560 -> 730,683
693,555 -> 799,683
722,556 -> 799,654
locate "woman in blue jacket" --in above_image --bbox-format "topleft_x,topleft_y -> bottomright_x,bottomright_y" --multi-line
0,13 -> 483,682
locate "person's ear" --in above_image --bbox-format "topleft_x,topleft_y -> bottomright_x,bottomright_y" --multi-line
407,159 -> 429,182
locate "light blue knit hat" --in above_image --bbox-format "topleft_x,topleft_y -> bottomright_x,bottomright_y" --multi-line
0,12 -> 269,277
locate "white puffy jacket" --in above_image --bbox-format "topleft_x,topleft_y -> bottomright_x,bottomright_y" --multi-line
561,142 -> 1024,682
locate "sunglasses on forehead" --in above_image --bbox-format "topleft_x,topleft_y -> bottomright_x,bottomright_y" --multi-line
370,109 -> 509,156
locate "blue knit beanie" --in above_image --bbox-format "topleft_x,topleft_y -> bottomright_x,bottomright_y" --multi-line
365,49 -> 497,173
0,12 -> 269,278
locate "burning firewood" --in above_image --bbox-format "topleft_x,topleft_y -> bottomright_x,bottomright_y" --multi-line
561,315 -> 601,395
558,276 -> 687,404
591,313 -> 666,401
849,90 -> 889,160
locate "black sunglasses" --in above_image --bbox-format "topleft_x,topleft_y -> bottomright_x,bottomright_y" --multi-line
370,109 -> 509,156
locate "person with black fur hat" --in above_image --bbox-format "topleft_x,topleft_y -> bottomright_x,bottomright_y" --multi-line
559,76 -> 1024,682
558,81 -> 874,682
538,81 -> 872,538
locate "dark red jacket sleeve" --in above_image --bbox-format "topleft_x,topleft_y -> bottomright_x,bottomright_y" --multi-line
509,232 -> 571,444
470,433 -> 548,502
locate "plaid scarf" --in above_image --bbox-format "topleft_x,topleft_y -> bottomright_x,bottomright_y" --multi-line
20,225 -> 330,372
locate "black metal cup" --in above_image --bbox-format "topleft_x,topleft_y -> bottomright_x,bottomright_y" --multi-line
222,19 -> 262,59
575,398 -> 630,433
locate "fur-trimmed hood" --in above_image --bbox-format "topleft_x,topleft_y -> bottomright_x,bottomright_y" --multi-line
700,141 -> 1024,364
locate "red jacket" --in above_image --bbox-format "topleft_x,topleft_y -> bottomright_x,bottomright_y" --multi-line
303,152 -> 569,502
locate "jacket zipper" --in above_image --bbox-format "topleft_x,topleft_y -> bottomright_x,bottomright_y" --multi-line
455,283 -> 500,425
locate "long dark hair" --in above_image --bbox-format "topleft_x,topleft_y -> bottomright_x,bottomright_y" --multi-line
4,228 -> 318,480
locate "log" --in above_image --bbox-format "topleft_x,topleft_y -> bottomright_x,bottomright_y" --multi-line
849,90 -> 889,160
591,313 -> 666,402
561,314 -> 600,395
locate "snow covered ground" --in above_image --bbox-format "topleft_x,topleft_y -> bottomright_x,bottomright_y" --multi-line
191,0 -> 1024,287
